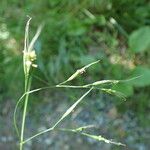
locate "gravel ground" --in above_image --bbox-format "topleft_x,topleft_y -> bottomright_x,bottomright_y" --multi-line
0,91 -> 150,150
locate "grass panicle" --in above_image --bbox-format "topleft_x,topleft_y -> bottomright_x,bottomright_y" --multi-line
13,18 -> 140,150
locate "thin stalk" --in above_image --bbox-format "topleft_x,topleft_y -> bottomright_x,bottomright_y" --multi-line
20,75 -> 31,150
21,87 -> 93,144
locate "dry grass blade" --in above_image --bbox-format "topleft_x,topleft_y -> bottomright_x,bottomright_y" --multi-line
59,125 -> 95,132
28,24 -> 43,52
59,126 -> 125,146
81,132 -> 126,146
52,87 -> 93,128
101,88 -> 126,101
24,16 -> 32,52
59,60 -> 100,85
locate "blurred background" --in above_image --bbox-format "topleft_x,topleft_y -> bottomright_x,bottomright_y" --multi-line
0,0 -> 150,149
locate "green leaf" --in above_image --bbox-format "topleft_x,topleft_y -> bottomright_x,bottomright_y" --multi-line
130,66 -> 150,87
129,26 -> 150,52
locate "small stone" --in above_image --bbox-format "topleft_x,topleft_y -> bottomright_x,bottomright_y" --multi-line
107,107 -> 118,119
44,138 -> 52,145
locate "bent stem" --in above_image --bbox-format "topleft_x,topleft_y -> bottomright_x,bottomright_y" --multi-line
21,87 -> 93,144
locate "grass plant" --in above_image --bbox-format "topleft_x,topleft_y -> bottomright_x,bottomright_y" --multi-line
14,17 -> 126,150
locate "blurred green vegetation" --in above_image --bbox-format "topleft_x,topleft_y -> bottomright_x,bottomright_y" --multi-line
0,0 -> 150,125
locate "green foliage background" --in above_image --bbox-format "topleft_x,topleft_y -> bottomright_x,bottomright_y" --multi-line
0,0 -> 150,125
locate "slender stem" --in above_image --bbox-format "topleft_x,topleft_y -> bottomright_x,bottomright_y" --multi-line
20,75 -> 31,150
21,88 -> 93,145
21,127 -> 54,144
